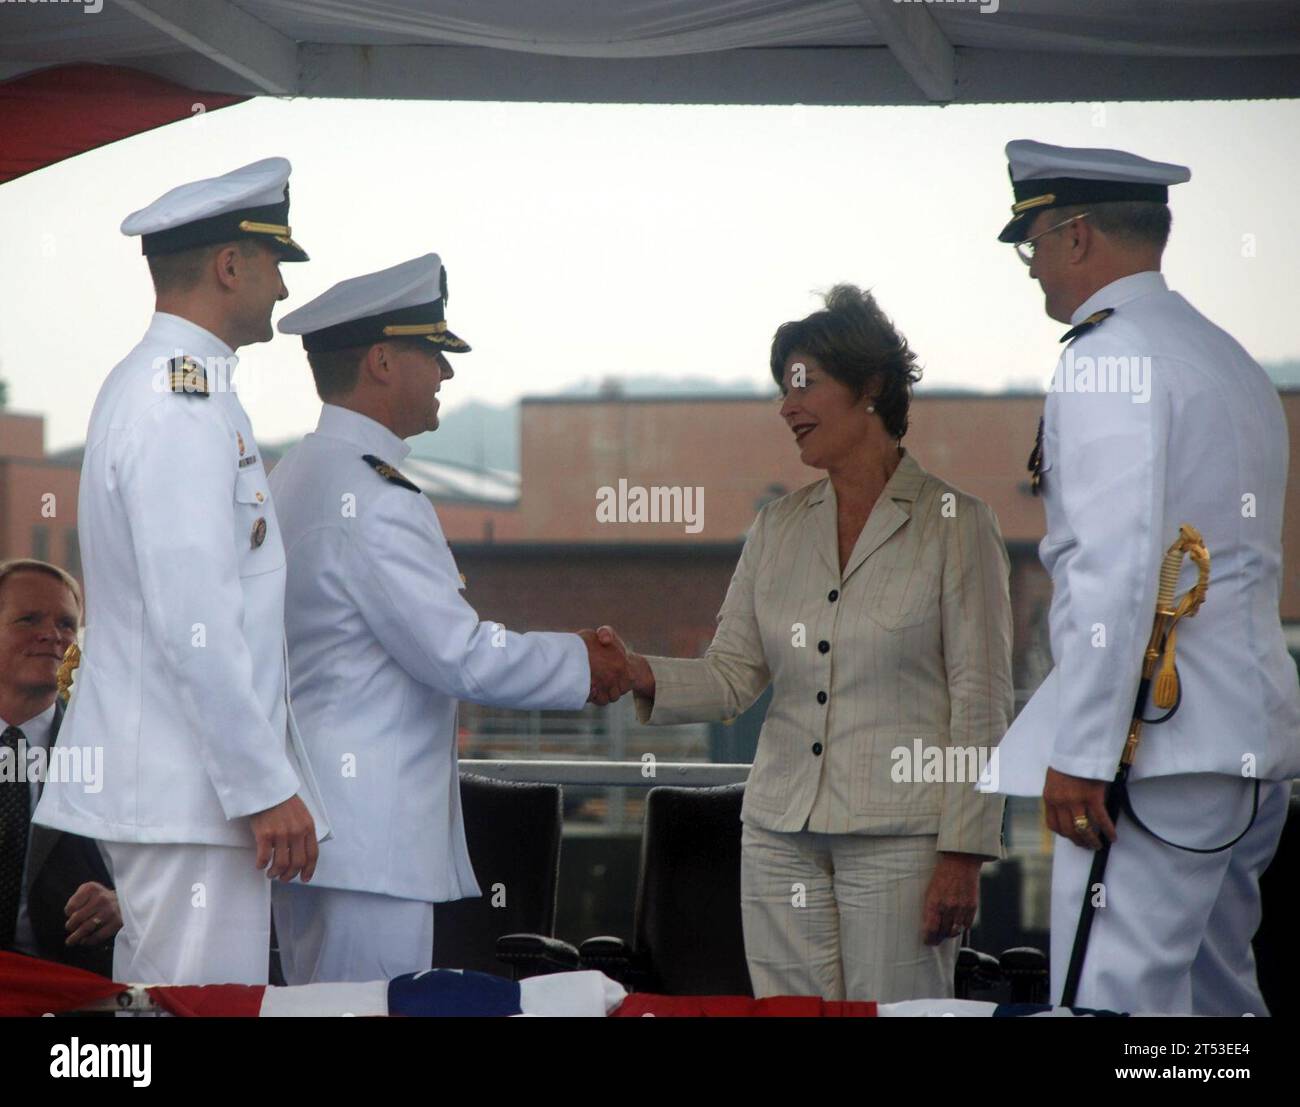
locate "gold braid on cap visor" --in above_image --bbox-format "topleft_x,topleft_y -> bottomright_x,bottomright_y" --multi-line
1011,193 -> 1056,214
238,219 -> 299,249
382,322 -> 449,336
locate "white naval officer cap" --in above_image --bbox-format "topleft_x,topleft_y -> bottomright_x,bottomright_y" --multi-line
998,140 -> 1191,243
120,156 -> 308,261
277,253 -> 470,354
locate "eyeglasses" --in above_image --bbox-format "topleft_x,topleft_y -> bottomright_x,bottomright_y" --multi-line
1014,212 -> 1090,265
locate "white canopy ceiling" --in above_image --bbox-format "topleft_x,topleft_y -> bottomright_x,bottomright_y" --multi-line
2,0 -> 1298,104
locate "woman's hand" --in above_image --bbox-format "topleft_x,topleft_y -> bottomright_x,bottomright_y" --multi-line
626,651 -> 656,700
593,629 -> 656,700
921,852 -> 984,946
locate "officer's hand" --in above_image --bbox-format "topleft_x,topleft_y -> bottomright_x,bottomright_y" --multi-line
579,626 -> 632,705
1043,767 -> 1117,851
250,795 -> 319,882
64,882 -> 123,947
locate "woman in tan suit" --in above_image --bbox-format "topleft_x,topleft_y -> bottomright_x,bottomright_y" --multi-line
625,285 -> 1013,1002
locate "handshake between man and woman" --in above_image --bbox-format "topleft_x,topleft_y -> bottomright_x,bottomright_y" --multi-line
577,626 -> 654,707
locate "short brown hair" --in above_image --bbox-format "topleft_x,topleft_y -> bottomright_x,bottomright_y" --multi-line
147,238 -> 261,295
305,337 -> 433,401
770,284 -> 922,441
0,559 -> 82,615
306,344 -> 368,401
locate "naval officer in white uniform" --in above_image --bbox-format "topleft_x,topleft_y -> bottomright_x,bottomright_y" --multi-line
987,140 -> 1300,1014
33,159 -> 330,986
269,254 -> 631,983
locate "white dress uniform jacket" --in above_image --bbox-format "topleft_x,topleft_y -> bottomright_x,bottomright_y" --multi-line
995,272 -> 1300,794
269,404 -> 590,903
33,313 -> 330,845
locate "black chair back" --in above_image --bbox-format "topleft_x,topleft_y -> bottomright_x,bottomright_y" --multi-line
998,946 -> 1050,1005
432,774 -> 564,974
634,784 -> 752,995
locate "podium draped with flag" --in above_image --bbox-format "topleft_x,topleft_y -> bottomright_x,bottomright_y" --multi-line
0,952 -> 1135,1017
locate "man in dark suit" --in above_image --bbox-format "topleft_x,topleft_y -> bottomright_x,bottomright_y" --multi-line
1,559 -> 119,977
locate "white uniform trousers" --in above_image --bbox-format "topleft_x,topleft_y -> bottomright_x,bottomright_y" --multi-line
103,842 -> 270,985
272,881 -> 434,984
740,824 -> 957,1002
1050,773 -> 1290,1015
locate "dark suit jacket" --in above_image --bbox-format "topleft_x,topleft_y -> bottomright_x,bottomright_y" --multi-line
23,699 -> 116,978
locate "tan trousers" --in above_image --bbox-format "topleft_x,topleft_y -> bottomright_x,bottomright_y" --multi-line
740,823 -> 957,1002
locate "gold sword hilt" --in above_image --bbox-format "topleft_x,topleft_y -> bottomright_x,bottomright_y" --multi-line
1123,525 -> 1211,765
1151,525 -> 1210,709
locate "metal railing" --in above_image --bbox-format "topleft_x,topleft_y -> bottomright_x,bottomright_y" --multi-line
460,758 -> 749,788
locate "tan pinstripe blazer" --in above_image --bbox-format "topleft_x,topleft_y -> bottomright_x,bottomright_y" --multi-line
635,452 -> 1011,856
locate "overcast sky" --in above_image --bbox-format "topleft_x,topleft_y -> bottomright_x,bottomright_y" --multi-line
0,95 -> 1296,451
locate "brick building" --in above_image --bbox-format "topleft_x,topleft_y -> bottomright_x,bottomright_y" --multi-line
438,390 -> 1300,695
6,391 -> 1299,684
0,411 -> 81,576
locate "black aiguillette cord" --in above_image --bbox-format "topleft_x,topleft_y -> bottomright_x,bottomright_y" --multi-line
1123,666 -> 1261,853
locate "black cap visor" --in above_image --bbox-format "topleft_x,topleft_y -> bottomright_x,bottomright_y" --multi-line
997,177 -> 1170,242
301,301 -> 469,354
141,197 -> 309,261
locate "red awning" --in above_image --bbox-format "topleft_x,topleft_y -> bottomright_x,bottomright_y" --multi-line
0,64 -> 248,185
